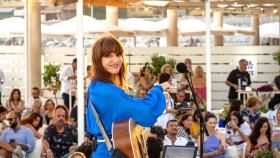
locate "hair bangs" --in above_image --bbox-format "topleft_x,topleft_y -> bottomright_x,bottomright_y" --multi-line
100,37 -> 123,57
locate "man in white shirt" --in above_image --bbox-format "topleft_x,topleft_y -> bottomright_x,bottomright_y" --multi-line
163,120 -> 188,146
59,58 -> 77,109
0,69 -> 5,105
26,87 -> 45,110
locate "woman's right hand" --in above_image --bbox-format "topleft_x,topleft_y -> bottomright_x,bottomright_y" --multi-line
160,82 -> 171,92
216,145 -> 226,154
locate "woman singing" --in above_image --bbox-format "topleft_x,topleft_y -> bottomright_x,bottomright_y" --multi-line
86,36 -> 170,158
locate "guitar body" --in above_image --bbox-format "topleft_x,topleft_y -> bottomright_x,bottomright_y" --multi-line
112,119 -> 149,158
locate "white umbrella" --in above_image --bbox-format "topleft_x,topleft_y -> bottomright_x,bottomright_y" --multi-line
179,18 -> 254,36
260,22 -> 279,38
44,15 -> 135,37
119,18 -> 167,36
0,17 -> 48,37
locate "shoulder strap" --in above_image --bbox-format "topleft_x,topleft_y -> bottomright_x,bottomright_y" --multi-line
89,100 -> 113,152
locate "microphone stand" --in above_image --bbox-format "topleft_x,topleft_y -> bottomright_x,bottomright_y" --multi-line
184,72 -> 208,158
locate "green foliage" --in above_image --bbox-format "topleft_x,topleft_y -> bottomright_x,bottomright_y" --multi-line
42,63 -> 61,92
151,54 -> 176,75
259,93 -> 272,113
220,104 -> 229,119
255,149 -> 275,158
273,49 -> 280,66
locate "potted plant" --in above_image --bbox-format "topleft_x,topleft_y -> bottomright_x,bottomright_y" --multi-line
273,49 -> 280,66
259,93 -> 271,114
42,63 -> 61,104
151,54 -> 176,75
218,104 -> 230,128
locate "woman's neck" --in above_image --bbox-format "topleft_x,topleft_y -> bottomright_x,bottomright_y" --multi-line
207,129 -> 216,135
248,107 -> 254,113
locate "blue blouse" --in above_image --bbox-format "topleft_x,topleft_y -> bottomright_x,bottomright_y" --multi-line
86,81 -> 166,158
204,135 -> 225,158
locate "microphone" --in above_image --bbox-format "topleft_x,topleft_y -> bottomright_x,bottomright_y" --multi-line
176,62 -> 191,74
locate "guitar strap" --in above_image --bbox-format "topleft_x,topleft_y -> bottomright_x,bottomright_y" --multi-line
89,100 -> 113,152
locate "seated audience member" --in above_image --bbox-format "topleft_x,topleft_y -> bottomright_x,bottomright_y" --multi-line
26,87 -> 45,110
163,120 -> 188,146
0,110 -> 35,157
198,113 -> 226,158
268,75 -> 280,110
174,88 -> 189,108
43,105 -> 77,158
224,99 -> 243,125
5,88 -> 25,113
155,73 -> 177,129
225,111 -> 251,150
0,106 -> 8,134
245,117 -> 271,158
242,96 -> 261,128
177,114 -> 193,141
190,109 -> 206,140
272,106 -> 280,156
22,99 -> 46,124
147,126 -> 166,158
21,112 -> 43,139
43,99 -> 55,125
174,89 -> 190,119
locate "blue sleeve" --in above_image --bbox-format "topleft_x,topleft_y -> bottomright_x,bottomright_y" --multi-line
86,82 -> 166,136
25,128 -> 35,152
0,129 -> 7,142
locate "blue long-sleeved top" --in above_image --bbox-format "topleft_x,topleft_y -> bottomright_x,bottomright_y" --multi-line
86,81 -> 166,158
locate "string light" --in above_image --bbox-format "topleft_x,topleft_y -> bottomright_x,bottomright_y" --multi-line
273,8 -> 278,14
261,8 -> 264,13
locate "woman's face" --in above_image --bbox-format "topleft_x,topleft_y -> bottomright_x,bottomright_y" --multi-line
13,91 -> 20,100
230,115 -> 239,125
46,101 -> 54,110
33,116 -> 41,128
254,100 -> 261,110
163,67 -> 171,75
260,122 -> 269,135
206,118 -> 217,131
101,52 -> 123,75
182,116 -> 193,129
143,67 -> 150,76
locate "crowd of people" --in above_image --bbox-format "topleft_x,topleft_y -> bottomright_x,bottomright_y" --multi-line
0,35 -> 279,158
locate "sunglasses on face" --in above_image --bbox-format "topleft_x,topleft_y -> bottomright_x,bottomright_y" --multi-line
7,118 -> 16,122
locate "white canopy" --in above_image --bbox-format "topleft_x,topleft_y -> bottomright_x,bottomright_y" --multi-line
119,18 -> 167,36
179,18 -> 254,36
0,17 -> 48,37
43,16 -> 135,37
260,22 -> 279,38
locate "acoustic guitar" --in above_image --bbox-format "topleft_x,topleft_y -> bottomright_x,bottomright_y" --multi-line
112,119 -> 149,158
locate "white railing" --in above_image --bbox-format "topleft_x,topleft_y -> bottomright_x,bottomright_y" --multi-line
0,46 -> 279,109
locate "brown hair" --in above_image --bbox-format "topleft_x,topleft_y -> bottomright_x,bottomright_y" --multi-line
9,88 -> 21,102
43,99 -> 55,112
21,112 -> 43,131
91,36 -> 126,88
245,96 -> 259,108
54,105 -> 69,121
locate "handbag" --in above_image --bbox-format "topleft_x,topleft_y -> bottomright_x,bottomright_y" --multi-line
89,100 -> 128,158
